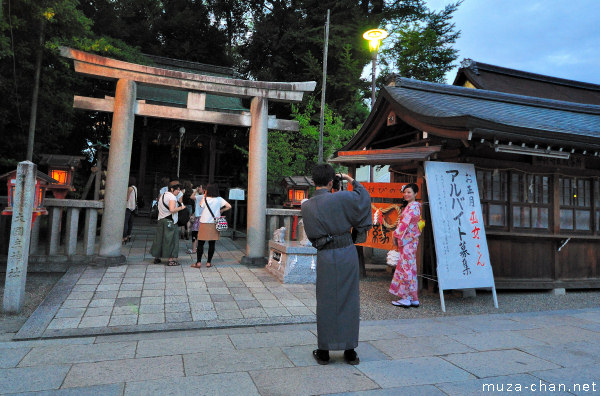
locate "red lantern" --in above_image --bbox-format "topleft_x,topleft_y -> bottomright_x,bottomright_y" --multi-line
1,169 -> 54,224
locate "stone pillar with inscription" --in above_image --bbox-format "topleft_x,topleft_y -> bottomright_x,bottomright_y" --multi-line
3,161 -> 36,313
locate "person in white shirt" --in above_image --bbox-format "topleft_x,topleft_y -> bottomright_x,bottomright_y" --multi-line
123,176 -> 137,243
191,183 -> 231,268
188,184 -> 205,254
150,180 -> 187,266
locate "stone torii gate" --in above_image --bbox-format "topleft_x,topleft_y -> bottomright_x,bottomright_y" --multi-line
61,47 -> 315,265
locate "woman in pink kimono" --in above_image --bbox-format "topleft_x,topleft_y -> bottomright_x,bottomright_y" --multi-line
390,183 -> 421,308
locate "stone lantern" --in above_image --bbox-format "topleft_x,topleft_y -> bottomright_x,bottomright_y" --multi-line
0,169 -> 55,224
39,154 -> 84,199
282,176 -> 314,208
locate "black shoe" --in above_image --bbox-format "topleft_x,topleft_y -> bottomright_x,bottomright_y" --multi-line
312,349 -> 330,365
344,349 -> 360,365
153,258 -> 161,264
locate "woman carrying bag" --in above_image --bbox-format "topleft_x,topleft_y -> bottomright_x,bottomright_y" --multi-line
150,180 -> 187,266
191,183 -> 231,268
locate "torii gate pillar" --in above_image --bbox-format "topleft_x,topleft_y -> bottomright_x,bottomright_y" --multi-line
99,79 -> 136,258
242,97 -> 268,265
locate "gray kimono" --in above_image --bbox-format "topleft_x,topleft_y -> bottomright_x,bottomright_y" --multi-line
301,180 -> 372,350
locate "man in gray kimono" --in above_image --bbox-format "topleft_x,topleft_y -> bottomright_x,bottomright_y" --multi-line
301,164 -> 372,365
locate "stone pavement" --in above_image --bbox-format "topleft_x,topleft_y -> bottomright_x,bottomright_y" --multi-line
14,222 -> 316,339
1,307 -> 599,395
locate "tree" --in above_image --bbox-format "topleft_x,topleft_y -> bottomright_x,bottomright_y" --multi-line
252,95 -> 356,193
240,0 -> 434,128
0,0 -> 148,170
380,1 -> 461,82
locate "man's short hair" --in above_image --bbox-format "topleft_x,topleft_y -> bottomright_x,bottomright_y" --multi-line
311,163 -> 335,187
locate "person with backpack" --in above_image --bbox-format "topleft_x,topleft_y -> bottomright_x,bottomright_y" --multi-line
150,180 -> 187,266
191,183 -> 231,268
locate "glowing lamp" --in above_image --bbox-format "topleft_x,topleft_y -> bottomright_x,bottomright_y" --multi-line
1,169 -> 54,224
50,169 -> 69,185
363,29 -> 388,52
282,176 -> 314,208
40,154 -> 84,199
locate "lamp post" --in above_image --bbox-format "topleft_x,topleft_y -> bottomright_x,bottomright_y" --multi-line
363,29 -> 388,109
177,126 -> 185,178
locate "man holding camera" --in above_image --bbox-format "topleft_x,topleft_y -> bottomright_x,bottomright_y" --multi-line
301,163 -> 372,365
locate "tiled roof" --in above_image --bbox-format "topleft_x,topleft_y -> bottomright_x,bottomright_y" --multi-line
387,77 -> 600,144
339,77 -> 600,152
453,59 -> 600,105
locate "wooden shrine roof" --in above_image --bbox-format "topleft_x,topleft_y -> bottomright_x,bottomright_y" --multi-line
337,77 -> 600,155
330,146 -> 441,165
453,59 -> 600,105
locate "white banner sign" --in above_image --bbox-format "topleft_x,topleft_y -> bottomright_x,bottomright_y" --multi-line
424,161 -> 496,291
228,188 -> 245,201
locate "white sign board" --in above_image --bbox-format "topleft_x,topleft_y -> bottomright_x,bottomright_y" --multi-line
424,161 -> 497,311
228,188 -> 245,201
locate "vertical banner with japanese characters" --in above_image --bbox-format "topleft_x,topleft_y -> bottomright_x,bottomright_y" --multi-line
424,161 -> 496,291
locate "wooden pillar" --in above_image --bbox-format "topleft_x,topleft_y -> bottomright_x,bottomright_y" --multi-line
209,125 -> 217,184
552,173 -> 561,280
138,117 -> 148,197
416,164 -> 425,291
242,96 -> 268,266
99,79 -> 136,258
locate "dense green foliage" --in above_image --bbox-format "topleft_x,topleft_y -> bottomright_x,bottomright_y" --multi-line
0,0 -> 461,190
265,96 -> 356,191
380,1 -> 462,82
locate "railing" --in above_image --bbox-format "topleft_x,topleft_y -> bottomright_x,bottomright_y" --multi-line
0,197 -> 103,266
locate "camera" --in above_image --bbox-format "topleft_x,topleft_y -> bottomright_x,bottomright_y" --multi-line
332,174 -> 343,191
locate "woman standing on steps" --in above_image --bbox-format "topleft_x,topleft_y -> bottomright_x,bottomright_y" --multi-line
191,183 -> 231,269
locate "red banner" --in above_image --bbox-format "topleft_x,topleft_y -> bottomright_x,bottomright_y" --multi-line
351,182 -> 422,249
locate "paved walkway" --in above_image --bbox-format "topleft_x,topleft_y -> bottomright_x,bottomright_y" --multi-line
14,222 -> 316,339
2,307 -> 599,395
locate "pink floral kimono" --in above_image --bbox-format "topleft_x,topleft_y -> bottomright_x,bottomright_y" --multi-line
389,201 -> 421,299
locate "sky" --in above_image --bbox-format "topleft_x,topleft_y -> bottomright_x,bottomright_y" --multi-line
425,0 -> 600,84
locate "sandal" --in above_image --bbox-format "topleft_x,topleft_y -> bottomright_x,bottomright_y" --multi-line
167,260 -> 180,267
186,249 -> 196,254
206,262 -> 212,268
191,263 -> 202,268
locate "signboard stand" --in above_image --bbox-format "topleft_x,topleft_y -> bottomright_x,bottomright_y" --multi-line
424,161 -> 498,312
228,188 -> 245,240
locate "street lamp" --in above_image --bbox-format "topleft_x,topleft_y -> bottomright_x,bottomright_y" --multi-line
363,28 -> 388,109
177,126 -> 185,178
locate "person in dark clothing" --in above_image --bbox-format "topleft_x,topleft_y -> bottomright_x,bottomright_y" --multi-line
301,163 -> 372,365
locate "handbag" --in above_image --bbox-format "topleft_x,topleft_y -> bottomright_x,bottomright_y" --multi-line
418,216 -> 426,232
386,249 -> 400,267
205,197 -> 228,232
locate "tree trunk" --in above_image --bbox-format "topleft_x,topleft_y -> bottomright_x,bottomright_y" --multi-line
26,18 -> 45,161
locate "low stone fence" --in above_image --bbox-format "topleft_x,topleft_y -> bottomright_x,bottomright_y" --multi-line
265,208 -> 304,244
0,196 -> 103,271
265,208 -> 316,284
